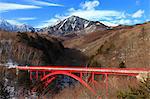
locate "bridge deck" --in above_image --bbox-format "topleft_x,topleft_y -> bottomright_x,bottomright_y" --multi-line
16,66 -> 150,75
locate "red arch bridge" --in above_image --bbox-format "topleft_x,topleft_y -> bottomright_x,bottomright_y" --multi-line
16,66 -> 150,97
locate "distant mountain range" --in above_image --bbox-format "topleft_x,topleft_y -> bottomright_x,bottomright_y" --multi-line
0,19 -> 35,32
0,16 -> 108,36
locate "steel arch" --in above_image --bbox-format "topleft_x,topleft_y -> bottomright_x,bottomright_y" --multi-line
41,71 -> 97,95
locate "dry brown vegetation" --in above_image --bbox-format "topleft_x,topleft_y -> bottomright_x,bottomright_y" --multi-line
1,22 -> 150,98
50,75 -> 149,99
64,22 -> 150,68
0,31 -> 47,65
0,31 -> 87,66
47,76 -> 138,99
0,66 -> 17,98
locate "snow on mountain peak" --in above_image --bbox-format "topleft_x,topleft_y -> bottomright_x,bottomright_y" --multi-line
40,15 -> 108,36
0,16 -> 108,36
0,19 -> 35,32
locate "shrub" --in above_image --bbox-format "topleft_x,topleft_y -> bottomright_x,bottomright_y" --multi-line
119,61 -> 126,68
117,76 -> 150,99
0,67 -> 10,99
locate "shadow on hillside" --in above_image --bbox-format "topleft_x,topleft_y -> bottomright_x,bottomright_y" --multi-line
55,48 -> 88,66
0,31 -> 88,66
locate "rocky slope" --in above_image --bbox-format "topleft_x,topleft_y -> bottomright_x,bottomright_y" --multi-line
64,22 -> 150,68
0,30 -> 87,66
0,19 -> 35,32
40,16 -> 108,36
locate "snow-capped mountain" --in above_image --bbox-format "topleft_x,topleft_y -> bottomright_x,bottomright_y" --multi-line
0,19 -> 14,31
0,19 -> 35,32
0,16 -> 108,35
40,16 -> 108,36
15,24 -> 35,32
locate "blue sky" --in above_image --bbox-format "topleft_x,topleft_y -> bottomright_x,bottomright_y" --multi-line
0,0 -> 150,28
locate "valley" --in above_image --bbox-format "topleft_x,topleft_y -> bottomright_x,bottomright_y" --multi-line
0,16 -> 150,99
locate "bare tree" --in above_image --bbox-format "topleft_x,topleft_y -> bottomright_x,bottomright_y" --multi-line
0,67 -> 10,99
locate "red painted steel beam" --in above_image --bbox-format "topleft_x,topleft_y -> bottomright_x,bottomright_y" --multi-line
36,71 -> 38,80
44,76 -> 56,87
105,74 -> 108,98
30,71 -> 32,80
40,71 -> 97,95
16,66 -> 150,75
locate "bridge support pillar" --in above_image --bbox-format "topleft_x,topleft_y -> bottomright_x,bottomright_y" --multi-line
80,72 -> 82,78
43,71 -> 46,77
30,71 -> 32,80
105,74 -> 108,98
36,71 -> 38,80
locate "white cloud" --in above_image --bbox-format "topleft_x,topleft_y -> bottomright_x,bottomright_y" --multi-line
146,19 -> 150,22
136,0 -> 140,6
69,0 -> 128,21
0,0 -> 63,12
104,19 -> 142,26
4,17 -> 36,26
17,17 -> 36,21
81,0 -> 100,10
7,19 -> 24,25
116,19 -> 132,24
27,0 -> 63,7
101,21 -> 118,26
69,9 -> 123,21
133,19 -> 141,23
37,0 -> 126,27
36,14 -> 69,28
38,0 -> 145,27
132,9 -> 144,18
36,18 -> 61,28
0,2 -> 41,12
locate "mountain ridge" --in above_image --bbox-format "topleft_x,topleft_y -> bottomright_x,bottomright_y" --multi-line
39,16 -> 108,36
0,19 -> 35,32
